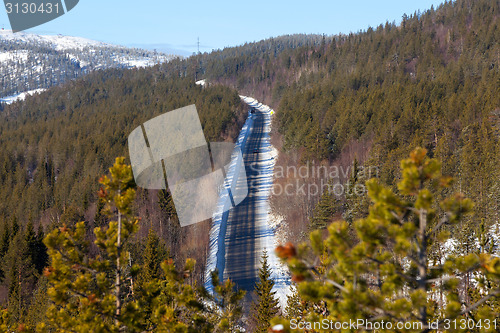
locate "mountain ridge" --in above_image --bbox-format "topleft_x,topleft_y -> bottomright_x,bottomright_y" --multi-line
0,29 -> 178,100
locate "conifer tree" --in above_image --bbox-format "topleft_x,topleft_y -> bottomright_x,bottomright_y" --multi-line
139,228 -> 168,283
97,157 -> 137,328
39,158 -> 239,332
40,157 -> 142,332
310,190 -> 338,230
205,270 -> 246,332
0,222 -> 10,258
343,158 -> 370,224
35,224 -> 48,275
24,221 -> 38,271
4,224 -> 39,324
135,228 -> 169,329
274,148 -> 500,332
11,217 -> 19,240
284,284 -> 305,320
25,277 -> 49,331
250,251 -> 280,333
139,258 -> 213,332
0,221 -> 10,281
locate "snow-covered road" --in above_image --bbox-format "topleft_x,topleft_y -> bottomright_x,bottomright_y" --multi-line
205,96 -> 290,307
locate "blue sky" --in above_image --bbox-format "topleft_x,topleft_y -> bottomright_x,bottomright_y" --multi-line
1,0 -> 446,55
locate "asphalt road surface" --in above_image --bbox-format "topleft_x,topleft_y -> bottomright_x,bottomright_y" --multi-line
223,107 -> 266,292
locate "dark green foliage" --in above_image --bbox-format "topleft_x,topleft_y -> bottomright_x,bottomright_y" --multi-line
0,71 -> 244,227
0,222 -> 9,258
0,0 -> 498,329
139,229 -> 169,283
274,148 -> 500,332
198,0 -> 500,235
342,158 -> 370,224
0,221 -> 10,281
250,251 -> 280,333
192,0 -> 499,256
205,270 -> 246,332
135,227 -> 170,327
284,285 -> 303,320
25,277 -> 49,330
35,224 -> 49,275
0,64 -> 246,312
3,222 -> 40,323
310,190 -> 338,230
37,158 -> 247,332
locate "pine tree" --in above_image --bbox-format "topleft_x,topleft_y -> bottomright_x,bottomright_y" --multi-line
132,257 -> 213,332
135,228 -> 168,329
251,251 -> 280,333
25,277 -> 49,331
0,221 -> 10,281
35,224 -> 48,275
39,158 -> 225,332
40,157 -> 143,332
0,221 -> 10,258
93,196 -> 107,228
343,157 -> 370,224
206,270 -> 246,333
4,226 -> 38,324
273,148 -> 500,332
24,221 -> 38,271
284,284 -> 305,320
97,157 -> 137,328
139,228 -> 168,283
310,189 -> 338,230
157,188 -> 180,250
11,217 -> 19,240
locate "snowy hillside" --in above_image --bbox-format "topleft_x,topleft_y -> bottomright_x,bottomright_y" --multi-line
0,30 -> 177,102
0,88 -> 46,104
0,30 -> 110,50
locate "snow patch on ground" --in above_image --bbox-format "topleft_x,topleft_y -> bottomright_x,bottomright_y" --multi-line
195,79 -> 206,86
0,88 -> 46,104
442,223 -> 500,258
111,55 -> 168,68
66,53 -> 89,67
0,50 -> 29,63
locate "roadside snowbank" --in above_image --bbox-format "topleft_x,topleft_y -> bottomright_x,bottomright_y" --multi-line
239,95 -> 291,307
204,96 -> 291,306
205,104 -> 255,293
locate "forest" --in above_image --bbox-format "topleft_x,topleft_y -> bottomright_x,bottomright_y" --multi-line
0,67 -> 248,329
0,0 -> 499,331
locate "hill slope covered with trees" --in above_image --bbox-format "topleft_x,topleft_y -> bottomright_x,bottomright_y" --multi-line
0,0 -> 498,331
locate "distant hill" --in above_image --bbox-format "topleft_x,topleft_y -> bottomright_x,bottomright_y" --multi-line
166,0 -> 499,239
0,30 -> 177,100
